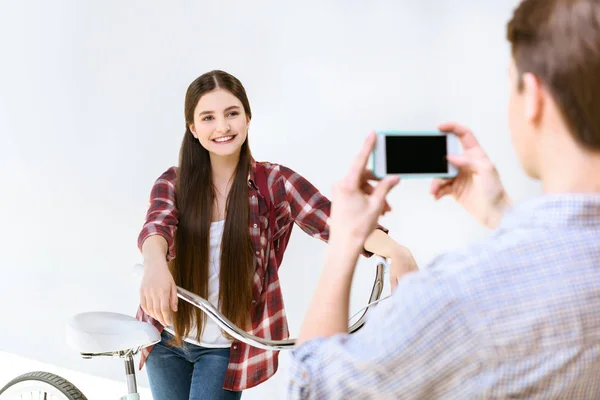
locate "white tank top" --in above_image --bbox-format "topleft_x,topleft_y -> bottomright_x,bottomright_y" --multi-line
164,220 -> 232,348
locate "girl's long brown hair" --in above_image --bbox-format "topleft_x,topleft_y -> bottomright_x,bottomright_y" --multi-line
169,71 -> 255,346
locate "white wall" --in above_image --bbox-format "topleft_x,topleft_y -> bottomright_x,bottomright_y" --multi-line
0,0 -> 536,398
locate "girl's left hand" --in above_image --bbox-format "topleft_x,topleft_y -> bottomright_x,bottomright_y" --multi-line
389,246 -> 419,292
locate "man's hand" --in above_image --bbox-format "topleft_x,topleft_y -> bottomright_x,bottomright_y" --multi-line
328,132 -> 401,251
297,132 -> 400,344
430,122 -> 511,229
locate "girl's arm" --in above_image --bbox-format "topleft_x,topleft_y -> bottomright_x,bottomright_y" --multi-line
278,165 -> 414,287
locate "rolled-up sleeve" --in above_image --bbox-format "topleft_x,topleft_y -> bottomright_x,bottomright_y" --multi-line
286,270 -> 475,399
137,167 -> 178,260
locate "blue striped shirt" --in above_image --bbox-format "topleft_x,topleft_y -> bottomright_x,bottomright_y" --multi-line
287,194 -> 600,399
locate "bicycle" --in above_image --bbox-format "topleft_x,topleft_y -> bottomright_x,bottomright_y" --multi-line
0,256 -> 389,400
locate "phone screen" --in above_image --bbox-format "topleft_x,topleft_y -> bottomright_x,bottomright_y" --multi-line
385,135 -> 448,174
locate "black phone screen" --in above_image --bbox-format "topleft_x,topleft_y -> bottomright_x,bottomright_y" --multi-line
385,135 -> 448,174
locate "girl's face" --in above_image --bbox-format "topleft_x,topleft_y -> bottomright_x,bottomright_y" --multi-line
189,89 -> 249,157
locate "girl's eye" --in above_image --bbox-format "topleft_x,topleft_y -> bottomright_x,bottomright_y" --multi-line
202,115 -> 214,121
228,111 -> 239,117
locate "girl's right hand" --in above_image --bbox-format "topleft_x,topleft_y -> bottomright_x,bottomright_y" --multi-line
140,259 -> 178,327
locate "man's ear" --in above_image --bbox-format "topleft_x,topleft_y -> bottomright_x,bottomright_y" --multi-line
522,72 -> 544,126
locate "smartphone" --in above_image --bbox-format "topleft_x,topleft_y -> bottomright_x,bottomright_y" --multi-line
372,130 -> 460,179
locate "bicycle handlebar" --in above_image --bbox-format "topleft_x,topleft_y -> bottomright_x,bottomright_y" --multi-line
134,256 -> 387,350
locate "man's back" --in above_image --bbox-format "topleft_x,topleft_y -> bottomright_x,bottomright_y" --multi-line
432,193 -> 600,398
287,194 -> 600,399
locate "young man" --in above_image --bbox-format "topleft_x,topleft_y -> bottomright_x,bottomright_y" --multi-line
287,0 -> 600,398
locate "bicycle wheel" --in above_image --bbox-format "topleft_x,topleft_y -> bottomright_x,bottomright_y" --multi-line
0,371 -> 87,400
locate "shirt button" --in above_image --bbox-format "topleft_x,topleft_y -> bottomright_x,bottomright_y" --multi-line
256,251 -> 260,255
253,223 -> 257,228
233,344 -> 237,349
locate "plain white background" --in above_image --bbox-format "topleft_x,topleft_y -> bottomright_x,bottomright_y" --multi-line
0,0 -> 538,398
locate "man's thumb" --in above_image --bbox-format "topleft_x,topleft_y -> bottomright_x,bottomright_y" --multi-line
372,176 -> 400,210
447,154 -> 474,170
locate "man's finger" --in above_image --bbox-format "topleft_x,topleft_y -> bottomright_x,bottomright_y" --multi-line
361,181 -> 391,211
347,132 -> 377,186
438,121 -> 480,149
447,154 -> 475,171
430,178 -> 452,195
371,176 -> 400,209
362,169 -> 381,182
433,184 -> 453,200
361,181 -> 375,195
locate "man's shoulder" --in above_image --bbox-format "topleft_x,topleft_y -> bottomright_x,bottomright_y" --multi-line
420,223 -> 600,307
425,227 -> 542,272
416,231 -> 542,299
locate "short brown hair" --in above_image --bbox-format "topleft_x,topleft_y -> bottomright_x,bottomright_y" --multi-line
507,0 -> 600,150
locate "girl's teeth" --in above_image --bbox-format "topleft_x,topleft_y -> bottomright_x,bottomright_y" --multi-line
215,136 -> 233,142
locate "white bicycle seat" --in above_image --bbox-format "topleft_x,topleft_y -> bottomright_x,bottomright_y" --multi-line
66,311 -> 160,354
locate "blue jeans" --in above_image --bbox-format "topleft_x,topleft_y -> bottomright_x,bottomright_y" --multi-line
145,331 -> 242,400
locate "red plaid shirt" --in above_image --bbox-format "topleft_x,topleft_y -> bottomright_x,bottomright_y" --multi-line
136,160 -> 384,391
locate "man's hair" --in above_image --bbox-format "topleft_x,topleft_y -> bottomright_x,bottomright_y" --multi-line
507,0 -> 600,150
